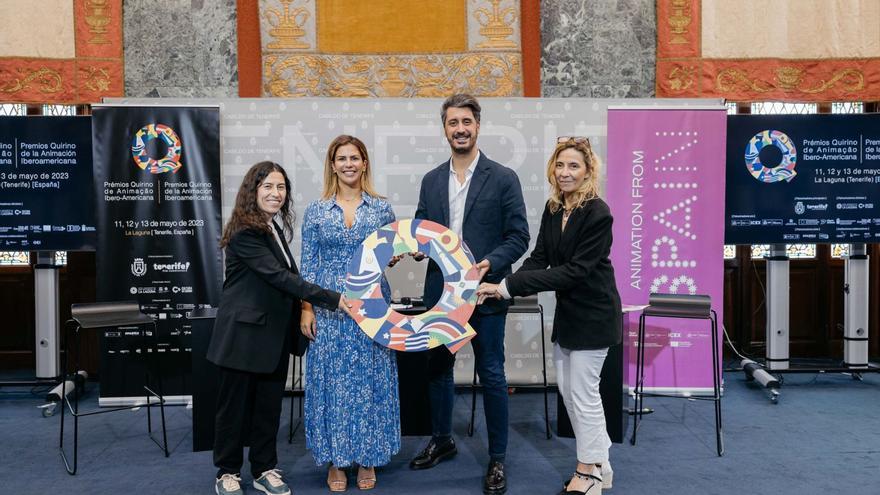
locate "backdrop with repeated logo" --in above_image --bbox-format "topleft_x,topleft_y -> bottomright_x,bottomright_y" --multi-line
109,97 -> 715,388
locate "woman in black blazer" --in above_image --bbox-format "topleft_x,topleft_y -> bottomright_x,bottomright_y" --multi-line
477,138 -> 621,495
207,161 -> 352,495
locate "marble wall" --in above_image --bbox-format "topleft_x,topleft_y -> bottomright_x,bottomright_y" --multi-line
124,0 -> 239,97
121,0 -> 656,98
541,0 -> 656,98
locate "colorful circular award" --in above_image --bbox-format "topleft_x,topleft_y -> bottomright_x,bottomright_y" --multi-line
131,123 -> 183,174
744,129 -> 797,183
344,219 -> 479,353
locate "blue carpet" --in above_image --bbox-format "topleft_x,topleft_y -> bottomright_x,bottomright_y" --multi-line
1,371 -> 879,494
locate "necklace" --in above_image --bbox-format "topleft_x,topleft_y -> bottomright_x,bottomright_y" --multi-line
561,207 -> 573,232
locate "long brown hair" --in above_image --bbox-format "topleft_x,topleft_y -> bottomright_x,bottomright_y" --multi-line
320,135 -> 384,200
546,138 -> 601,214
220,161 -> 294,247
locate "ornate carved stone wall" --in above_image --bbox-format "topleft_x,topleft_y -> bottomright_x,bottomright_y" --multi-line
259,0 -> 524,97
541,0 -> 656,98
124,0 -> 238,97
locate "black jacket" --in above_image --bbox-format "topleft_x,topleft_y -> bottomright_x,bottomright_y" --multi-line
206,224 -> 340,373
505,198 -> 622,350
415,152 -> 530,314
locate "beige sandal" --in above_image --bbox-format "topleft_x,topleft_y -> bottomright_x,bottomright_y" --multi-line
327,465 -> 347,492
356,466 -> 376,490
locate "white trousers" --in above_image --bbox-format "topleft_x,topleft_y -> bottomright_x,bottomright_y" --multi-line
555,343 -> 611,465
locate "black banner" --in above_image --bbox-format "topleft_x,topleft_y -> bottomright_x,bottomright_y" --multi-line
91,106 -> 222,402
0,116 -> 96,250
726,114 -> 880,244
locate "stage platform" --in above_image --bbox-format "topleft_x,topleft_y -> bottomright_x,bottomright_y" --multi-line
1,370 -> 878,494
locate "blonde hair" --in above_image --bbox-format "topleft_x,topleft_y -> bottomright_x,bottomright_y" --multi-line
546,139 -> 601,214
320,134 -> 384,200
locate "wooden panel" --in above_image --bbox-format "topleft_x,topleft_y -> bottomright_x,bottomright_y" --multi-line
0,252 -> 98,373
722,256 -> 741,359
59,252 -> 98,375
746,260 -> 767,350
871,244 -> 880,357
0,266 -> 35,369
744,260 -> 824,356
788,267 -> 823,356
726,243 -> 878,361
825,261 -> 846,358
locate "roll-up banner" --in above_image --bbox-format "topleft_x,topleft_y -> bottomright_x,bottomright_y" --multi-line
606,106 -> 727,395
91,105 -> 222,405
0,116 -> 96,251
725,114 -> 880,244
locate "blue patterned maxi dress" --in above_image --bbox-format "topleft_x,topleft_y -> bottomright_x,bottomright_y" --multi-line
301,193 -> 400,467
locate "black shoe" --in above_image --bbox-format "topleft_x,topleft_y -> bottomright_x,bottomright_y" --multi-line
409,438 -> 457,470
557,468 -> 602,495
483,460 -> 506,494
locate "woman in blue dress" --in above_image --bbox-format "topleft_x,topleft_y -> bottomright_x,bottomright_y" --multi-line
300,134 -> 400,491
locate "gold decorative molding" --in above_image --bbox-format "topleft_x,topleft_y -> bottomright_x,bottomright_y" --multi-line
773,66 -> 803,90
264,0 -> 310,50
264,53 -> 521,97
380,57 -> 407,96
715,68 -> 770,92
797,68 -> 864,94
474,0 -> 517,49
0,67 -> 62,94
80,66 -> 110,92
667,0 -> 692,45
716,67 -> 865,94
667,65 -> 696,92
84,0 -> 112,45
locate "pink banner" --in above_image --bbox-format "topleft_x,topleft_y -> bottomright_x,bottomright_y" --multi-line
606,107 -> 727,393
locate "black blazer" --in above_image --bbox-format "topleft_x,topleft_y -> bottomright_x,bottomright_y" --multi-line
206,223 -> 340,373
505,198 -> 622,350
415,152 -> 530,314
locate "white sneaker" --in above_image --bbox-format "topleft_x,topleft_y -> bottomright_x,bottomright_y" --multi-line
215,473 -> 244,495
253,468 -> 291,495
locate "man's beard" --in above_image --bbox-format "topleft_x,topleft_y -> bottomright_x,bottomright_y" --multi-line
449,133 -> 475,154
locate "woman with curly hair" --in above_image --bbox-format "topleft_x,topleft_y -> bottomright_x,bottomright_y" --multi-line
207,161 -> 353,495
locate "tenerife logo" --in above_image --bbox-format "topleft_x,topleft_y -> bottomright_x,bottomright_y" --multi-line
131,258 -> 147,277
153,261 -> 191,273
795,201 -> 805,215
744,130 -> 797,183
131,124 -> 183,174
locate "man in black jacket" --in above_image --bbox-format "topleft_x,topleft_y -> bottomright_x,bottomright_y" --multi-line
410,94 -> 530,495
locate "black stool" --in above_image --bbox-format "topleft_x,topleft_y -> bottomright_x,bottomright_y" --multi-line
630,294 -> 723,456
468,296 -> 551,440
287,354 -> 305,443
59,302 -> 169,474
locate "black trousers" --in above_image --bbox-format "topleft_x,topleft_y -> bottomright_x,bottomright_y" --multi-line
214,349 -> 290,479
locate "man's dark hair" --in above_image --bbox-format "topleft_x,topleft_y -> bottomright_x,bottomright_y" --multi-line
441,93 -> 481,125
